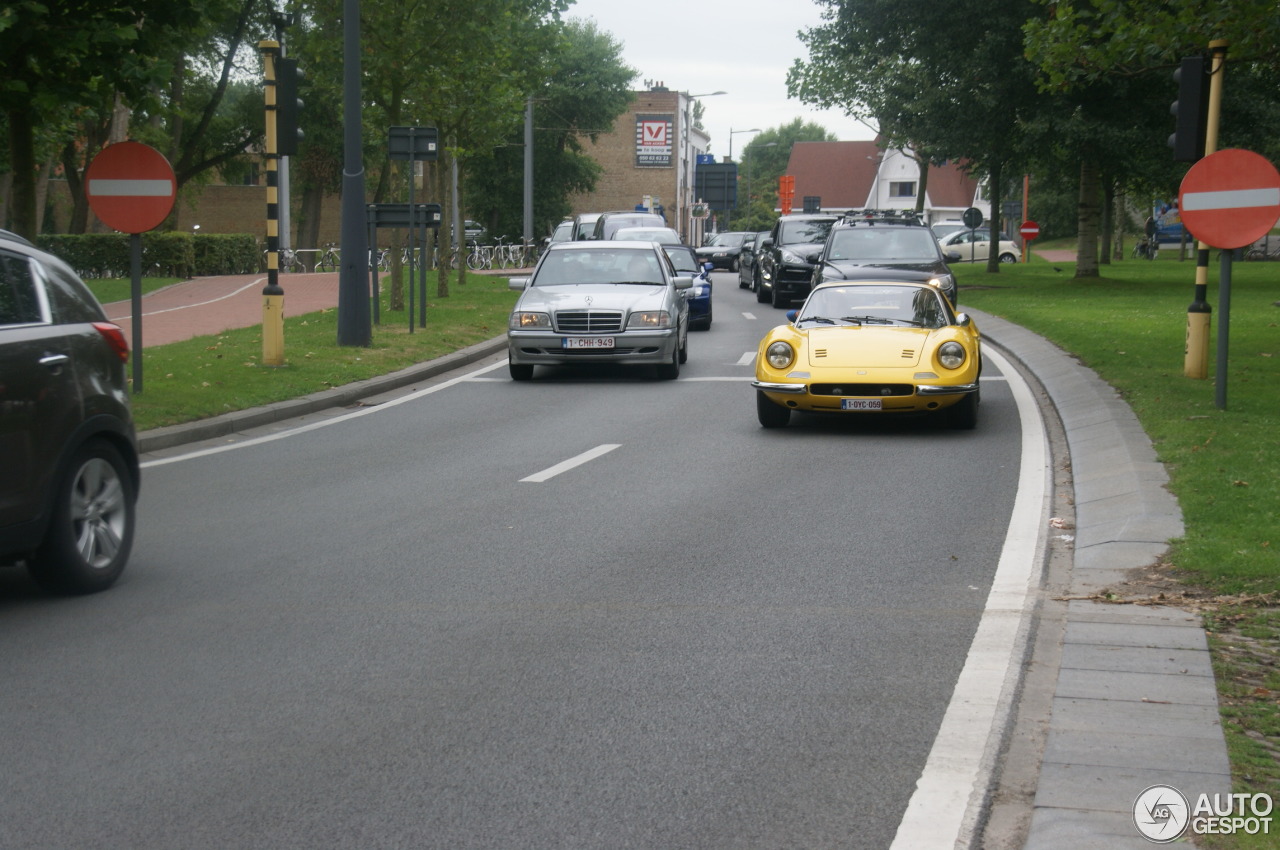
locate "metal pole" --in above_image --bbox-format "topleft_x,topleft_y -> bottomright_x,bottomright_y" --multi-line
523,96 -> 533,246
337,0 -> 371,346
1215,249 -> 1231,409
259,40 -> 285,366
367,207 -> 379,325
407,135 -> 416,334
1185,39 -> 1228,378
130,232 -> 143,393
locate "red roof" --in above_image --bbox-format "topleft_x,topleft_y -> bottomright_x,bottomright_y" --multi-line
783,141 -> 980,211
925,161 -> 979,210
785,141 -> 882,209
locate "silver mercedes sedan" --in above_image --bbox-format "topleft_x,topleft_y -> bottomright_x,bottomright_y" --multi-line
507,241 -> 693,380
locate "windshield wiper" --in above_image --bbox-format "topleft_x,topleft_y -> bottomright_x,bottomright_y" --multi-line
839,315 -> 895,325
796,315 -> 838,325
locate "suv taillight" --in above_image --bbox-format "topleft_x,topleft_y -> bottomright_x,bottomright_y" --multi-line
92,322 -> 130,363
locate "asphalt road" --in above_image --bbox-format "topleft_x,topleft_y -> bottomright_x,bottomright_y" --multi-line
1,274 -> 1036,849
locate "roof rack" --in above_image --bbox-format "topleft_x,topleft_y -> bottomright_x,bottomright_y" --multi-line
836,209 -> 924,226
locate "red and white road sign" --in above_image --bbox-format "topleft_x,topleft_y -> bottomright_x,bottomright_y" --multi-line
1178,148 -> 1280,250
1020,220 -> 1040,241
84,141 -> 177,234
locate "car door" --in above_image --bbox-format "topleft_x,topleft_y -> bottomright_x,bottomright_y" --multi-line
951,229 -> 990,263
0,251 -> 82,530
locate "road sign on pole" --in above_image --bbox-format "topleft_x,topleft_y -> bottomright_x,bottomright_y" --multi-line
84,141 -> 177,394
84,141 -> 177,234
1019,220 -> 1040,241
1178,148 -> 1280,250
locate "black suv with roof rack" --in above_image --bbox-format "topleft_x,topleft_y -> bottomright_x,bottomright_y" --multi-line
755,213 -> 839,308
806,208 -> 962,305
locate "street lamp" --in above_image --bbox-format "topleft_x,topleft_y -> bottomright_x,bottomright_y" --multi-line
729,127 -> 760,161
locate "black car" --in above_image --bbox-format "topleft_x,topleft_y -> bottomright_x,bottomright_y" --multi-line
810,210 -> 960,304
738,230 -> 769,290
695,231 -> 753,272
0,232 -> 140,594
756,214 -> 839,307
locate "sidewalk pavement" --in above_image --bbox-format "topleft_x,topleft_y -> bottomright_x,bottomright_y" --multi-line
114,275 -> 1232,848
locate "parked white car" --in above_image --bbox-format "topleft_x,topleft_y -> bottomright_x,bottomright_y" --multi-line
937,227 -> 1020,264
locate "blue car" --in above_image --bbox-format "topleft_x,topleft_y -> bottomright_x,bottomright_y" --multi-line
664,244 -> 714,330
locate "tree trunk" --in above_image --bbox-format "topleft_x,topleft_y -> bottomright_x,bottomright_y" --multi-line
1075,158 -> 1101,278
1100,181 -> 1115,265
985,158 -> 1003,273
436,150 -> 450,299
7,108 -> 38,239
914,155 -> 929,215
298,185 -> 324,251
454,153 -> 467,287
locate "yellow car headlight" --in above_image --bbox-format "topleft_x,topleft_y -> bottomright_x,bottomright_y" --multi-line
510,311 -> 551,329
627,311 -> 671,329
765,340 -> 795,370
938,341 -> 966,370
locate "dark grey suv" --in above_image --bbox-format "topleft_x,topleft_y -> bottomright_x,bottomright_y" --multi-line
1,232 -> 139,594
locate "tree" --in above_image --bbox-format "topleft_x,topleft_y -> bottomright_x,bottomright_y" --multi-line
466,18 -> 635,242
732,120 -> 833,230
1024,0 -> 1280,273
789,0 -> 1043,273
0,0 -> 203,237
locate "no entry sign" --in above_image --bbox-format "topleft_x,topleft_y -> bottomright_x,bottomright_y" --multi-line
1020,220 -> 1040,241
1178,148 -> 1280,250
84,141 -> 177,234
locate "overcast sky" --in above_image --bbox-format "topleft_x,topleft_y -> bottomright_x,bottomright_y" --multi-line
563,0 -> 877,156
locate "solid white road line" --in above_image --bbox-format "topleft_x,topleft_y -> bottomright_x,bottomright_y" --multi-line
141,359 -> 508,468
889,345 -> 1051,849
519,444 -> 621,483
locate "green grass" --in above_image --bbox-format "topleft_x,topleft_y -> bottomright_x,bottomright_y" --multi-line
957,249 -> 1280,844
123,271 -> 518,431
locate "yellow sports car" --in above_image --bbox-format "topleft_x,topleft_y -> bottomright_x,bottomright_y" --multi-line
752,276 -> 982,429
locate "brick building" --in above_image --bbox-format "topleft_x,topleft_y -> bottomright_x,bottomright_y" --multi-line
567,85 -> 712,244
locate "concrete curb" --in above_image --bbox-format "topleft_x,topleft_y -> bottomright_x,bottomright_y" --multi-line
970,310 -> 1231,849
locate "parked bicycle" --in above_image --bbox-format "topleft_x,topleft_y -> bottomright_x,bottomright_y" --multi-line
316,242 -> 340,272
1245,237 -> 1280,260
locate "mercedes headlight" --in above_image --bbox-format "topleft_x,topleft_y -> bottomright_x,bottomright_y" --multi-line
765,341 -> 795,370
938,341 -> 966,370
628,311 -> 671,329
510,311 -> 550,329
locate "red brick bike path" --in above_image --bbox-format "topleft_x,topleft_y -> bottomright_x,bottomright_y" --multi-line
103,272 -> 342,349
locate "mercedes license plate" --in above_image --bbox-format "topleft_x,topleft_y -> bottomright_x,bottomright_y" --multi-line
563,336 -> 615,349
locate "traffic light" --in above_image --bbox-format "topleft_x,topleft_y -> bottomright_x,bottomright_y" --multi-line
276,57 -> 303,156
1169,55 -> 1209,163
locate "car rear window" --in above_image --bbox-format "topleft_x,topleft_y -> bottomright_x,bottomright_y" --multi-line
779,219 -> 834,245
0,252 -> 44,326
828,228 -> 941,262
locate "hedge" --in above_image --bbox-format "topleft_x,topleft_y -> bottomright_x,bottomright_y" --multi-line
36,233 -> 261,279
